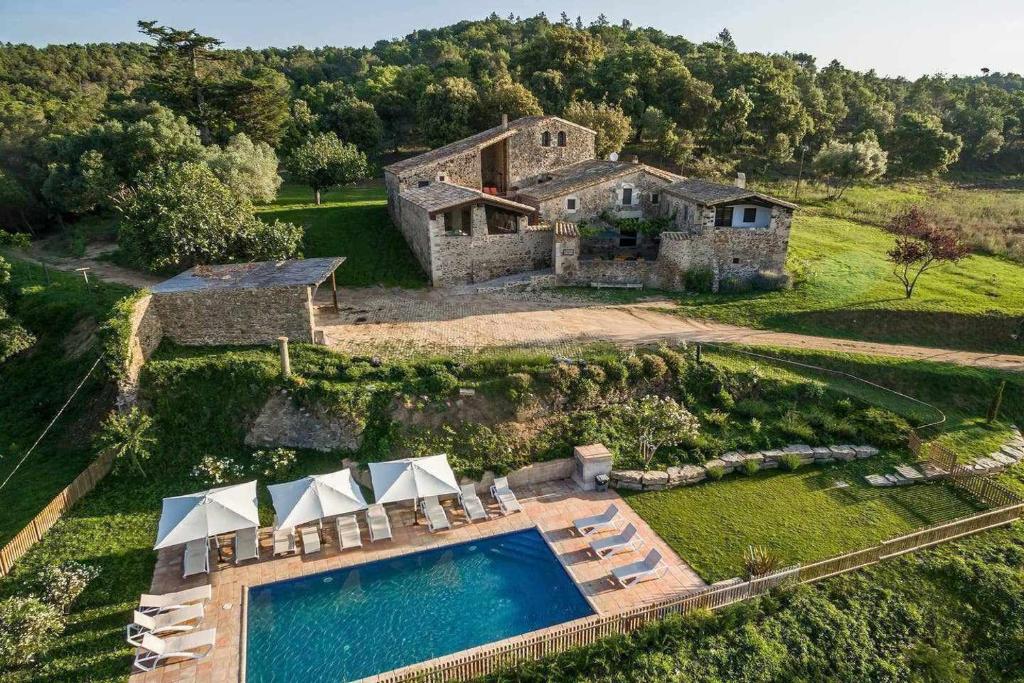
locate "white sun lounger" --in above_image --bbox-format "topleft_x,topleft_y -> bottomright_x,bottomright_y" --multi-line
459,484 -> 488,521
300,526 -> 322,554
420,496 -> 451,532
234,526 -> 259,564
182,539 -> 209,578
590,523 -> 644,558
126,603 -> 204,646
612,549 -> 667,588
273,528 -> 297,556
574,504 -> 620,536
489,476 -> 522,515
335,515 -> 363,549
367,504 -> 393,542
133,628 -> 217,672
138,585 -> 212,615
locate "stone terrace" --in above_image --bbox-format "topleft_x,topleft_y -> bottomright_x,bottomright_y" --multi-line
129,481 -> 704,683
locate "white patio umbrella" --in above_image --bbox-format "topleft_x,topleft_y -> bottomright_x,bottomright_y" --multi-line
267,469 -> 368,530
154,481 -> 259,550
369,454 -> 460,520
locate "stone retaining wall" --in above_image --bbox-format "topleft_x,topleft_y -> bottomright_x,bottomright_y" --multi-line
609,443 -> 880,491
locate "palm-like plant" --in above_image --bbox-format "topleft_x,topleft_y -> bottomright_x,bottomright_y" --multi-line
743,544 -> 782,578
95,407 -> 156,476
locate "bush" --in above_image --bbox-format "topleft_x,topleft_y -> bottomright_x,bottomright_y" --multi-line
94,406 -> 156,476
706,464 -> 725,480
549,363 -> 581,396
191,455 -> 244,485
623,355 -> 645,380
685,268 -> 714,293
655,346 -> 688,376
0,597 -> 64,670
743,544 -> 782,577
32,562 -> 100,615
850,407 -> 911,448
741,459 -> 760,476
599,359 -> 628,388
640,354 -> 669,382
504,372 -> 533,404
251,447 -> 297,477
778,409 -> 815,442
780,453 -> 803,471
702,409 -> 729,428
734,398 -> 771,419
582,364 -> 606,385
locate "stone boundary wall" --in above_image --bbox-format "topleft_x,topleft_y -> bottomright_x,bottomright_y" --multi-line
610,443 -> 880,491
117,294 -> 164,408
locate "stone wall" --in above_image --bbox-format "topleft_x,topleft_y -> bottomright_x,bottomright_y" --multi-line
152,285 -> 317,345
466,457 -> 575,495
531,167 -> 671,223
506,121 -> 595,188
396,194 -> 434,277
609,443 -> 880,491
117,293 -> 164,408
572,258 -> 655,286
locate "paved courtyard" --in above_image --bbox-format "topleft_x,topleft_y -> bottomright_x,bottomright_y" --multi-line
314,287 -> 1024,372
129,481 -> 704,683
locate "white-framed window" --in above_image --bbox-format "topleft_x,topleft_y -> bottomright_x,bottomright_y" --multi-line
437,173 -> 447,183
565,196 -> 578,213
620,184 -> 635,206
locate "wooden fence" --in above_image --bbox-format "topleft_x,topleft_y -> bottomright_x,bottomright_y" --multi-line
0,450 -> 115,577
376,432 -> 1024,683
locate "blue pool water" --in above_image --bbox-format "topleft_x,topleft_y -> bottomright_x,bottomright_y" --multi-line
245,528 -> 593,682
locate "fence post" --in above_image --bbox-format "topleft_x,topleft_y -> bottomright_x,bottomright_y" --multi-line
278,336 -> 291,378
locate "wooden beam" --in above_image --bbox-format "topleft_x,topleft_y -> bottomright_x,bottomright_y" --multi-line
331,270 -> 339,313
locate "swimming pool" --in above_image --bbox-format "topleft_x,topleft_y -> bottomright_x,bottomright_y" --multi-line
245,527 -> 593,682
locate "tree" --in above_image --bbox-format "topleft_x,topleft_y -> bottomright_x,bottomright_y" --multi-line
95,406 -> 156,476
888,112 -> 962,176
812,133 -> 887,199
205,133 -> 282,204
886,207 -> 969,299
563,100 -> 632,158
416,77 -> 480,146
0,231 -> 34,363
114,162 -> 302,272
621,395 -> 699,469
286,132 -> 369,205
478,79 -> 543,126
320,97 -> 384,155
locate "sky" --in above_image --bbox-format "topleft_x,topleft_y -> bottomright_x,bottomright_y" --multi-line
1,0 -> 1020,79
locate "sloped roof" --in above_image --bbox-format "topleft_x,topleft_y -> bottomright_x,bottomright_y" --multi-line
152,257 -> 345,294
516,160 -> 680,201
384,115 -> 596,176
401,181 -> 535,215
663,179 -> 797,209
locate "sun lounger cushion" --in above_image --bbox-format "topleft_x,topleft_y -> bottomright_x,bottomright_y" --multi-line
300,527 -> 322,554
138,585 -> 212,614
336,515 -> 362,549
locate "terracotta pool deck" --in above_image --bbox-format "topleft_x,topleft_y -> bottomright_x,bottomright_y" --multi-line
129,480 -> 705,683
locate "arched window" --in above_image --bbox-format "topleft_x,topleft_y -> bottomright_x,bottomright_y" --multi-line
557,131 -> 567,147
541,131 -> 551,147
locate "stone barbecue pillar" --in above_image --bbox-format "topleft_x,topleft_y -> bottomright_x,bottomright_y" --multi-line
572,443 -> 613,491
553,221 -> 580,279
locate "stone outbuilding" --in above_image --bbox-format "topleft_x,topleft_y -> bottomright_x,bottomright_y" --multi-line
149,257 -> 345,345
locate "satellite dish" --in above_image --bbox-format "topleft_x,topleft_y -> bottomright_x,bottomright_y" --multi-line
608,152 -> 619,161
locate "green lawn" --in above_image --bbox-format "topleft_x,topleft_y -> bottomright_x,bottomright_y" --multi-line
625,459 -> 982,583
0,258 -> 129,545
256,182 -> 427,288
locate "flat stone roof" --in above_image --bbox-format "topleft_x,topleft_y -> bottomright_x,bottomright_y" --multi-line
402,181 -> 536,215
151,257 -> 346,294
663,179 -> 797,210
517,160 -> 680,201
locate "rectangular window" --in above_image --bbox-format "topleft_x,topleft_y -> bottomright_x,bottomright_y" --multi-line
566,198 -> 577,211
714,207 -> 734,227
619,229 -> 637,247
621,187 -> 633,205
443,211 -> 454,232
461,208 -> 472,233
743,207 -> 757,223
417,180 -> 430,188
651,193 -> 659,205
682,205 -> 689,222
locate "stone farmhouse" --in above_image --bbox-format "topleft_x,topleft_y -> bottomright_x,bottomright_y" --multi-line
384,115 -> 796,290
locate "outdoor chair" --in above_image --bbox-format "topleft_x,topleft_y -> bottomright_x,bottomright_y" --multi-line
459,484 -> 488,521
138,585 -> 212,615
612,549 -> 667,588
489,476 -> 522,515
336,514 -> 363,549
273,528 -> 297,556
590,523 -> 644,558
574,504 -> 620,536
420,496 -> 451,532
126,603 -> 204,646
234,526 -> 259,564
132,628 -> 217,672
182,539 -> 209,578
300,526 -> 322,554
367,504 -> 393,542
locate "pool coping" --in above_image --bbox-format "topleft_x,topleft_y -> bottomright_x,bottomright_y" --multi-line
239,523 -> 595,683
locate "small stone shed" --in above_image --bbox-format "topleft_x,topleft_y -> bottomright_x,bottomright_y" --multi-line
150,257 -> 345,345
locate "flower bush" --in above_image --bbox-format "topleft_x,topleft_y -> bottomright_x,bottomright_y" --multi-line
0,597 -> 64,671
32,562 -> 100,615
191,455 -> 244,485
251,448 -> 297,477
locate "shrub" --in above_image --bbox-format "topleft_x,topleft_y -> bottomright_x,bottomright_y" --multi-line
386,363 -> 416,381
734,398 -> 771,419
420,370 -> 459,397
741,459 -> 760,476
251,447 -> 297,477
702,409 -> 729,428
94,406 -> 156,476
32,562 -> 100,615
780,453 -> 803,471
706,464 -> 725,480
751,269 -> 792,291
778,409 -> 815,442
504,372 -> 533,404
0,596 -> 64,670
549,363 -> 581,396
191,455 -> 244,485
623,355 -> 645,380
850,407 -> 911,448
582,364 -> 607,385
801,381 -> 827,402
715,387 -> 736,410
570,378 -> 602,407
655,346 -> 688,377
743,545 -> 782,577
640,354 -> 669,382
599,359 -> 628,388
685,268 -> 714,293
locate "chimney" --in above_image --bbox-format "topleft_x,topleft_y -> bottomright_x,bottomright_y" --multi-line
501,113 -> 508,129
630,154 -> 639,164
735,172 -> 746,189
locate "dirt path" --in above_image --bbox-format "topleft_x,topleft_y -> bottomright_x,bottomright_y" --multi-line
21,241 -> 161,289
317,288 -> 1024,372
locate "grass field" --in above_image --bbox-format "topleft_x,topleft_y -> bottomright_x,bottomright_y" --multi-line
256,182 -> 427,288
625,459 -> 982,583
0,258 -> 129,545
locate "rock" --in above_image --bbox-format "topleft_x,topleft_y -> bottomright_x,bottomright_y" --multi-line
610,469 -> 643,485
760,449 -> 784,462
990,452 -> 1017,466
642,470 -> 670,490
812,447 -> 832,457
854,445 -> 879,458
740,452 -> 764,465
720,451 -> 746,466
245,393 -> 363,452
784,444 -> 814,454
829,445 -> 857,461
704,458 -> 733,474
760,458 -> 779,469
974,457 -> 1002,471
617,481 -> 644,491
668,465 -> 706,486
1001,445 -> 1024,460
864,474 -> 892,487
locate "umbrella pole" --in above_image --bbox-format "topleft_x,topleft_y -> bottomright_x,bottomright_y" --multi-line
413,497 -> 419,524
